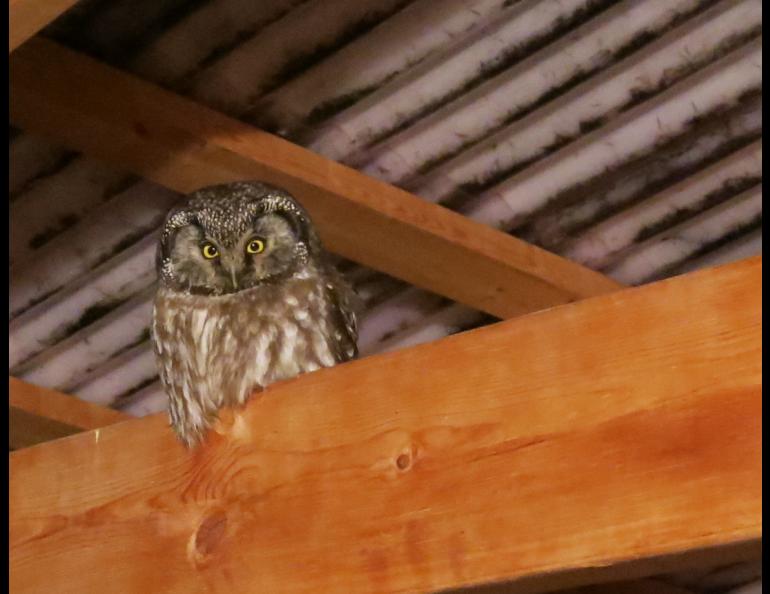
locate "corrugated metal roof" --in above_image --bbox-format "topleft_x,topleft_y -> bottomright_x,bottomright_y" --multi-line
10,0 -> 762,427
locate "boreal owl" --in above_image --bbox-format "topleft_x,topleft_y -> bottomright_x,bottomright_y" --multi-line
151,181 -> 359,447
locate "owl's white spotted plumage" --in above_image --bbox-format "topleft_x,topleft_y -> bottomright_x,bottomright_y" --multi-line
151,181 -> 358,447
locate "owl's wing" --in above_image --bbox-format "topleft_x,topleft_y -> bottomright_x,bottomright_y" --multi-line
324,268 -> 361,363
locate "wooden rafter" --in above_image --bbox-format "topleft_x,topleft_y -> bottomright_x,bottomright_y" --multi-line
9,377 -> 129,449
8,37 -> 622,320
10,257 -> 761,594
8,0 -> 79,53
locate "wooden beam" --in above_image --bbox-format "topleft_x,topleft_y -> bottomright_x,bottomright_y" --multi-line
10,257 -> 760,594
8,0 -> 80,52
8,37 -> 622,320
9,376 -> 129,449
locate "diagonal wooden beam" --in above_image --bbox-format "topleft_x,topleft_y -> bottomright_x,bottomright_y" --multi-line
10,257 -> 761,594
8,0 -> 80,53
9,376 -> 130,449
8,37 -> 622,320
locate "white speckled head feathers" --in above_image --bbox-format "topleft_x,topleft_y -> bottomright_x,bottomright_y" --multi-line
157,181 -> 322,293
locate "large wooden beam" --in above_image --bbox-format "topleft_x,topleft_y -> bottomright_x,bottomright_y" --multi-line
9,377 -> 129,449
10,257 -> 761,594
8,0 -> 79,52
8,37 -> 622,320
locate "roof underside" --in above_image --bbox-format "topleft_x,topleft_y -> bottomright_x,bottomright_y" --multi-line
9,0 -> 762,422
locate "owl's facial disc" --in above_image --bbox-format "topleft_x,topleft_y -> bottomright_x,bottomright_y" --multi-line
163,212 -> 307,295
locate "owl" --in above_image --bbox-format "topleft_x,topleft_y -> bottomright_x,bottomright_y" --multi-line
151,181 -> 359,447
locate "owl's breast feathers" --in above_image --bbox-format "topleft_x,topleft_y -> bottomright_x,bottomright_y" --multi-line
152,268 -> 358,446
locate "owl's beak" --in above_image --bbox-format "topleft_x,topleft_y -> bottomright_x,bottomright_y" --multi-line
222,261 -> 239,291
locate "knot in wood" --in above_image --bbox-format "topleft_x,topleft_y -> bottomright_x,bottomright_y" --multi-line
396,453 -> 411,471
194,511 -> 227,557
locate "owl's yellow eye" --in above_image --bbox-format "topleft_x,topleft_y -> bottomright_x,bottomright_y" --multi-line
246,238 -> 265,254
201,243 -> 219,259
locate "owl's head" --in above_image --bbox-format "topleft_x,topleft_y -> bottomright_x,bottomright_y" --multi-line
156,181 -> 322,295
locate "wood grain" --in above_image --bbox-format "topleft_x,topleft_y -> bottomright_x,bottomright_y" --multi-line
9,257 -> 761,594
9,376 -> 130,448
8,0 -> 80,52
8,37 -> 622,320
